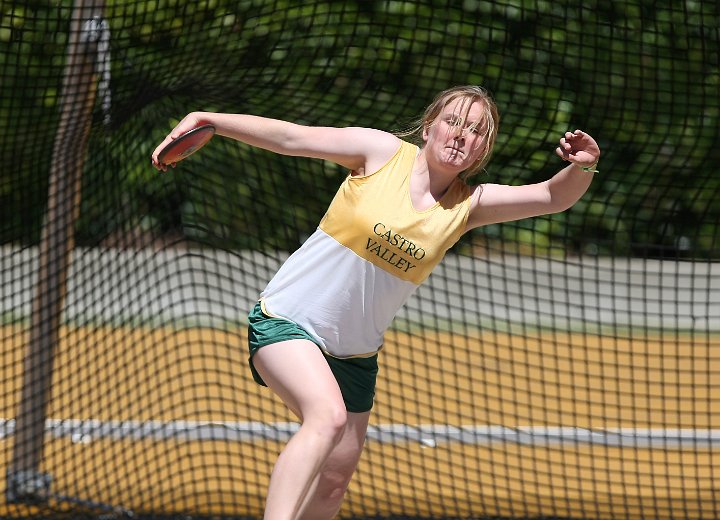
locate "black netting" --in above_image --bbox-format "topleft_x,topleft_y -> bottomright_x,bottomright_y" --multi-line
1,1 -> 719,519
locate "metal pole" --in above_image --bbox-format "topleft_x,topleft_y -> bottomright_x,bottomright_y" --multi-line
7,0 -> 106,503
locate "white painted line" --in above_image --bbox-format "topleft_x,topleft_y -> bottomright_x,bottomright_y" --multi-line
1,419 -> 718,449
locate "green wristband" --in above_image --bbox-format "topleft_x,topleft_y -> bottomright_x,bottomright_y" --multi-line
580,163 -> 599,173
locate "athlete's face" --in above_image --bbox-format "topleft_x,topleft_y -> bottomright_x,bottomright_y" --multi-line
423,97 -> 488,174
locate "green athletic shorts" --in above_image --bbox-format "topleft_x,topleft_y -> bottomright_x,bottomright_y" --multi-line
247,302 -> 379,413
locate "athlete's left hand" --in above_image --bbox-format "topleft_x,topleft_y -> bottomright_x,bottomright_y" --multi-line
555,129 -> 600,168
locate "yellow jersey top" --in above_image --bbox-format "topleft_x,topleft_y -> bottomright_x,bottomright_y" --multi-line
260,139 -> 473,357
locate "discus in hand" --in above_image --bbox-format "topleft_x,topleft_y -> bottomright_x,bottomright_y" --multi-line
157,124 -> 216,166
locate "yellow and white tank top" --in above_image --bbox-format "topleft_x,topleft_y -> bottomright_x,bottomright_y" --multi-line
260,140 -> 473,358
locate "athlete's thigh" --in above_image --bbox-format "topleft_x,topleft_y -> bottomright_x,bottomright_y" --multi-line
253,339 -> 344,417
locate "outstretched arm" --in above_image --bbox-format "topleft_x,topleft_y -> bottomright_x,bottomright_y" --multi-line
151,111 -> 400,173
465,129 -> 600,230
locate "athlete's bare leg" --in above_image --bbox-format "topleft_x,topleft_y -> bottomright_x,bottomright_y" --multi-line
297,411 -> 370,519
253,339 -> 348,520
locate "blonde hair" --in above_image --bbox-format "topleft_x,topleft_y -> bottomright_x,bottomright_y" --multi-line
398,85 -> 500,179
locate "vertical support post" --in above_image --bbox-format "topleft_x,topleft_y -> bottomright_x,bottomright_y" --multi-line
7,0 -> 106,503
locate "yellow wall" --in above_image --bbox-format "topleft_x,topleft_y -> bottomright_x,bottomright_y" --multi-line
1,323 -> 718,518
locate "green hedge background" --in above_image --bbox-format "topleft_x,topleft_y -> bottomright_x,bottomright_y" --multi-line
1,0 -> 718,257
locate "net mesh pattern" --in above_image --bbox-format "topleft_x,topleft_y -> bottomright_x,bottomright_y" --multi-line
1,1 -> 719,519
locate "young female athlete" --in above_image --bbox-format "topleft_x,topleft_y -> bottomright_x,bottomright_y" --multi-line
152,85 -> 601,520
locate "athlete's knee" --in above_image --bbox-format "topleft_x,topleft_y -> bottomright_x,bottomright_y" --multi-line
304,401 -> 348,443
324,404 -> 348,442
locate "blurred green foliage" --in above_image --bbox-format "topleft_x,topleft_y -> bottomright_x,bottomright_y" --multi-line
1,0 -> 718,257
